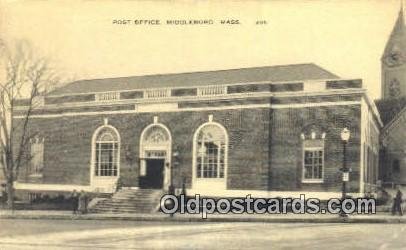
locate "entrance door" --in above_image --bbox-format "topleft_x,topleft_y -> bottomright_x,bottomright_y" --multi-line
139,159 -> 165,189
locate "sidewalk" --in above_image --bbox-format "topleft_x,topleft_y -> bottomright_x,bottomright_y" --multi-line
1,210 -> 406,223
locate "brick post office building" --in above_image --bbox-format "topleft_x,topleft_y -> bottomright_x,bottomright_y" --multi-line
13,63 -> 382,200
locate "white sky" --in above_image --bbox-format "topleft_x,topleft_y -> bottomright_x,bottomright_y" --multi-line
1,0 -> 402,99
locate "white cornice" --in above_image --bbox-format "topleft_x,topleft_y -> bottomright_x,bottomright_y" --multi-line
15,88 -> 365,112
13,100 -> 365,119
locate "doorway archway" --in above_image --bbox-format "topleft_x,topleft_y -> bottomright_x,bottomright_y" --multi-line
139,123 -> 172,190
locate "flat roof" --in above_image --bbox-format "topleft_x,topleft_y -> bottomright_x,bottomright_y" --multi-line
50,63 -> 339,95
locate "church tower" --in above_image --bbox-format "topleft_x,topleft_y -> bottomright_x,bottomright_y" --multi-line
381,4 -> 406,99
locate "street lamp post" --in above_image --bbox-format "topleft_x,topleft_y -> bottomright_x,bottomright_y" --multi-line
170,151 -> 180,194
340,127 -> 350,217
167,162 -> 174,195
166,151 -> 180,218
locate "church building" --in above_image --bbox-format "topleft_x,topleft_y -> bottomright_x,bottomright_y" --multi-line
378,5 -> 406,187
12,63 -> 382,200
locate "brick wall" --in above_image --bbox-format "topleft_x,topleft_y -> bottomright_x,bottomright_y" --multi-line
14,104 -> 363,193
14,108 -> 271,191
270,104 -> 362,193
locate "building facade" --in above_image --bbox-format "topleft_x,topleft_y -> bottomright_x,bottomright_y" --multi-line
378,6 -> 406,186
13,63 -> 381,199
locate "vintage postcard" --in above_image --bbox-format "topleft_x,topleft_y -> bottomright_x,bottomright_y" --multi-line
0,0 -> 406,249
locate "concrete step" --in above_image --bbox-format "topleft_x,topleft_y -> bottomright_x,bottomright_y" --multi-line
91,207 -> 156,213
98,203 -> 156,208
98,200 -> 160,205
89,188 -> 164,214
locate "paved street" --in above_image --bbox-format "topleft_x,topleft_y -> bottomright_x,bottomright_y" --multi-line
1,219 -> 406,249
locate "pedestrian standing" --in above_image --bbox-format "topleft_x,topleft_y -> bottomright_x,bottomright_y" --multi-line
71,190 -> 79,214
78,190 -> 87,214
116,177 -> 123,192
392,187 -> 403,216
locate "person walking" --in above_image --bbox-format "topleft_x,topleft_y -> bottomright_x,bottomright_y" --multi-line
392,187 -> 403,216
71,190 -> 79,214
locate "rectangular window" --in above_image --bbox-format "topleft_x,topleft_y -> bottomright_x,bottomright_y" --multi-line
196,141 -> 225,178
95,142 -> 118,176
302,140 -> 324,182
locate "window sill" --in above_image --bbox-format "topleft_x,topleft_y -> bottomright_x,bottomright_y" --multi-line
29,174 -> 43,178
302,179 -> 324,184
194,178 -> 225,181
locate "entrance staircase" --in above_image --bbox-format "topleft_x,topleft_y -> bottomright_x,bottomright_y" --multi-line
89,189 -> 164,214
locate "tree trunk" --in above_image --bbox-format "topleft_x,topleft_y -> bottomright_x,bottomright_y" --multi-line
6,179 -> 14,210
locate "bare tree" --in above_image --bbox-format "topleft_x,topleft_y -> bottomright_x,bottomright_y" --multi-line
0,40 -> 60,209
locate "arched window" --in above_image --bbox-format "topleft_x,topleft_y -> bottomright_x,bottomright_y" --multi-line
194,123 -> 227,179
142,125 -> 170,147
94,127 -> 120,177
